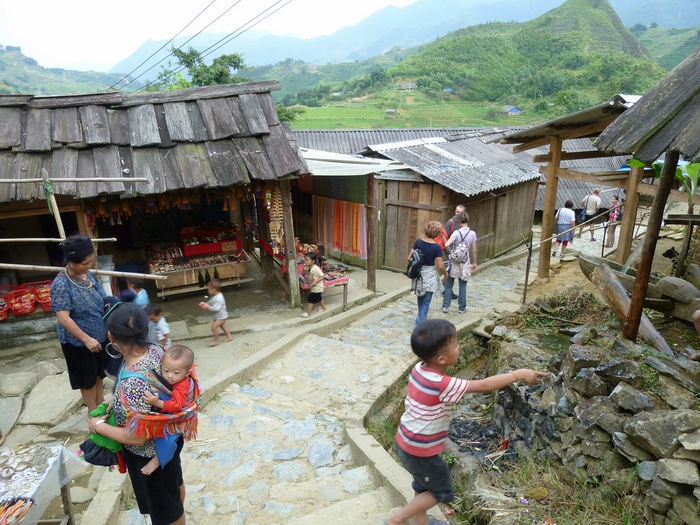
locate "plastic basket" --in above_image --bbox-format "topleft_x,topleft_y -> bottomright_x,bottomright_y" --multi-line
0,285 -> 17,297
21,280 -> 53,304
0,297 -> 8,321
8,289 -> 36,316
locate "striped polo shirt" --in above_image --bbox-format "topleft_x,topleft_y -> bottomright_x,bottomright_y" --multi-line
396,362 -> 470,457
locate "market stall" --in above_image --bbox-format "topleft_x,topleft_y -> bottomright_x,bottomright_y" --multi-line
148,222 -> 252,299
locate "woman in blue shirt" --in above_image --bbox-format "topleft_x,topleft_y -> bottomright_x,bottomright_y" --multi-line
409,221 -> 447,325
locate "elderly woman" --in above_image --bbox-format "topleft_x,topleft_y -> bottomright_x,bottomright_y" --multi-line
88,303 -> 187,525
409,221 -> 447,325
51,234 -> 110,412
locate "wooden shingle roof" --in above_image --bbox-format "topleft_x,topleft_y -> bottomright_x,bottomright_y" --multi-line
0,81 -> 308,202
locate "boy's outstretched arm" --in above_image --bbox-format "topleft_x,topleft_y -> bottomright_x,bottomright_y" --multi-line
467,369 -> 547,393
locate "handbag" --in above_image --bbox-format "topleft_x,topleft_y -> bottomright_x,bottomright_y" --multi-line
578,196 -> 590,222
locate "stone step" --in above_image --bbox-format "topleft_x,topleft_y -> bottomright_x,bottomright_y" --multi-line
285,487 -> 396,524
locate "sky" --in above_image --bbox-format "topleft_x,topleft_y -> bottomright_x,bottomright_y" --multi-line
0,0 -> 418,72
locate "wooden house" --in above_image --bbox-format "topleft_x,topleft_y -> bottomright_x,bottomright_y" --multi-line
294,128 -> 541,273
0,82 -> 308,303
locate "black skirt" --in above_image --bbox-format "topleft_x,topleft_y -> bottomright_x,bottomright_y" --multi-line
60,342 -> 107,390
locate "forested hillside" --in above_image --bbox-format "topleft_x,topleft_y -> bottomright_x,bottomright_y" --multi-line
0,45 -> 141,95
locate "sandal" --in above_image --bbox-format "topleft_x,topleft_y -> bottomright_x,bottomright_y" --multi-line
300,313 -> 309,318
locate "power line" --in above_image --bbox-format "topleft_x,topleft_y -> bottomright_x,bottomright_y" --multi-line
107,0 -> 219,91
133,0 -> 293,94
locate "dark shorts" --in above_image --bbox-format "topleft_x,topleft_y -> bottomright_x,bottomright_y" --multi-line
122,436 -> 185,525
394,443 -> 454,503
584,213 -> 598,224
307,292 -> 323,304
60,342 -> 107,390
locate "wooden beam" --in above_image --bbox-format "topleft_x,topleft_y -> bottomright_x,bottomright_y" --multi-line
366,174 -> 377,292
0,204 -> 81,219
26,92 -> 123,109
280,179 -> 301,308
532,150 -> 624,163
615,166 -> 644,265
538,136 -> 562,279
624,150 -> 680,342
551,167 -> 688,202
119,81 -> 282,107
383,199 -> 442,212
513,136 -> 552,153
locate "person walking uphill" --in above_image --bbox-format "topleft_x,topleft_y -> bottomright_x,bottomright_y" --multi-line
385,319 -> 546,525
51,234 -> 117,412
553,200 -> 576,258
441,211 -> 476,314
578,187 -> 601,241
410,221 -> 447,325
199,279 -> 233,346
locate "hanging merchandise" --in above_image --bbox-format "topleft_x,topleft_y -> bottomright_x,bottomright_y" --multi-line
158,195 -> 169,212
84,208 -> 96,229
223,190 -> 235,212
120,201 -> 132,217
268,184 -> 284,250
96,199 -> 109,221
181,191 -> 191,210
198,269 -> 204,287
110,202 -> 122,225
146,199 -> 157,214
171,193 -> 182,209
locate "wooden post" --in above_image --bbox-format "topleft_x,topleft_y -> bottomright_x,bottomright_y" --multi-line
615,165 -> 643,265
256,192 -> 273,276
624,150 -> 680,341
674,223 -> 694,278
366,174 -> 377,292
537,136 -> 562,279
42,169 -> 65,238
280,179 -> 301,308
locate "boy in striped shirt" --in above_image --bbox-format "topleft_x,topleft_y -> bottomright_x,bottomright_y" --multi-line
386,319 -> 545,525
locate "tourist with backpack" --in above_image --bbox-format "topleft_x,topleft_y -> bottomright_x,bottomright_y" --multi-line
409,221 -> 447,326
441,212 -> 477,314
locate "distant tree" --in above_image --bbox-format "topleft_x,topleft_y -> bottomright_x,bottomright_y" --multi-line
275,105 -> 306,122
630,23 -> 648,35
650,22 -> 658,28
370,65 -> 387,85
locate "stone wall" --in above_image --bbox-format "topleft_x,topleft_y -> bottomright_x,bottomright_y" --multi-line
490,328 -> 700,525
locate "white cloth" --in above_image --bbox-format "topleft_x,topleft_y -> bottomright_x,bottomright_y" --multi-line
584,195 -> 601,214
207,292 -> 229,320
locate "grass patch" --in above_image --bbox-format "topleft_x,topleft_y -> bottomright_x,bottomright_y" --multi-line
480,455 -> 646,525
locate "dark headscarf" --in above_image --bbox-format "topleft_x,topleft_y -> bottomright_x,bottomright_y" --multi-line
60,235 -> 95,263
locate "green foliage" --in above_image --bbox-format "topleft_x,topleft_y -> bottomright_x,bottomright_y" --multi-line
275,104 -> 306,123
147,46 -> 250,91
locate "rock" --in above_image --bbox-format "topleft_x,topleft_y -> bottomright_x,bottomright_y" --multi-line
18,373 -> 82,426
571,328 -> 598,345
340,466 -> 373,486
560,346 -> 604,379
658,375 -> 697,409
683,264 -> 700,290
574,420 -> 611,443
31,361 -> 63,377
657,276 -> 700,304
612,336 -> 645,357
273,461 -> 308,483
645,491 -> 672,513
672,495 -> 700,525
0,397 -> 22,437
595,360 -> 642,388
0,370 -> 38,396
645,356 -> 700,395
494,303 -> 522,315
580,439 -> 611,458
624,410 -> 700,458
574,396 -> 616,430
247,481 -> 270,504
673,448 -> 700,463
610,382 -> 654,412
638,461 -> 658,481
69,486 -> 95,504
670,297 -> 700,323
679,431 -> 700,451
612,432 -> 656,462
307,444 -> 335,467
595,411 -> 629,435
657,458 -> 700,485
272,448 -> 304,461
280,419 -> 317,440
48,411 -> 87,438
222,460 -> 257,486
650,476 -> 687,497
572,368 -> 609,397
554,416 -> 574,432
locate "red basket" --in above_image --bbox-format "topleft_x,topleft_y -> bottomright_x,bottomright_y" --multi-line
8,289 -> 36,316
20,280 -> 53,310
0,296 -> 8,321
0,285 -> 17,297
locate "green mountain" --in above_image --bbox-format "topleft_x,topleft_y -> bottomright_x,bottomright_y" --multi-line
631,24 -> 700,70
387,0 -> 664,105
0,45 -> 142,95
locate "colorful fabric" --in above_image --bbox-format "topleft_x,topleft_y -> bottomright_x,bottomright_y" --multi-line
313,196 -> 367,259
608,203 -> 621,222
51,271 -> 108,346
396,362 -> 470,457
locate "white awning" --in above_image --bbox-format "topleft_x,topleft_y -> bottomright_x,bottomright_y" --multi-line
300,148 -> 412,177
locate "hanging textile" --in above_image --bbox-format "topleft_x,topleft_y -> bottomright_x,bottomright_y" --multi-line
313,196 -> 367,259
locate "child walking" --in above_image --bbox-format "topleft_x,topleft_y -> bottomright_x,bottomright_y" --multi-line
146,303 -> 171,349
199,279 -> 233,346
142,345 -> 199,475
301,252 -> 326,318
385,319 -> 546,525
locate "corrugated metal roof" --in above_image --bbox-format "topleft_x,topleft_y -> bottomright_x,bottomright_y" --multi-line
367,134 -> 541,196
293,128 -> 487,154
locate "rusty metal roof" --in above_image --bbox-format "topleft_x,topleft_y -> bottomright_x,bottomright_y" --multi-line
0,82 -> 308,203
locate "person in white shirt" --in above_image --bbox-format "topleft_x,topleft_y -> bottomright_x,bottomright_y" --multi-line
578,188 -> 602,241
553,200 -> 576,257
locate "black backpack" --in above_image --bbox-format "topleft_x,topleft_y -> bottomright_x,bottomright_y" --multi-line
405,248 -> 424,279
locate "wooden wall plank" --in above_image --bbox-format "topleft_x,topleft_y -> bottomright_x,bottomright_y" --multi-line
79,105 -> 111,144
76,150 -> 98,198
160,147 -> 184,192
153,104 -> 175,148
24,109 -> 51,151
225,97 -> 251,136
383,181 -> 400,269
52,107 -> 82,144
0,107 -> 21,149
163,102 -> 195,142
184,102 -> 209,142
196,98 -> 239,140
205,140 -> 250,187
239,94 -> 269,135
173,144 -> 209,189
0,152 -> 18,201
118,147 -> 136,197
128,105 -> 161,147
15,154 -> 45,200
108,109 -> 130,146
28,92 -> 122,109
93,146 -> 125,194
50,147 -> 79,197
416,183 -> 433,233
119,80 -> 281,107
261,124 -> 305,178
232,137 -> 274,180
397,182 -> 414,265
257,92 -> 280,126
132,149 -> 165,195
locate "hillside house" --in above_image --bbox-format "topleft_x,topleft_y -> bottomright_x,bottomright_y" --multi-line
502,105 -> 522,116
